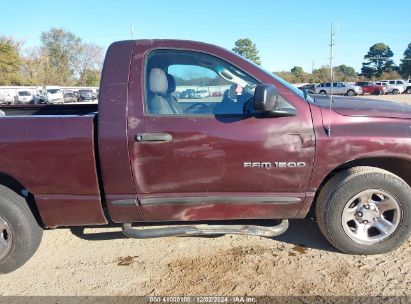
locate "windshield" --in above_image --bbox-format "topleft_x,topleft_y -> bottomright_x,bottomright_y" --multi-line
239,54 -> 316,103
18,91 -> 31,96
47,89 -> 60,94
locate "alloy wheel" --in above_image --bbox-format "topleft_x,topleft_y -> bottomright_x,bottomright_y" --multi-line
341,189 -> 402,245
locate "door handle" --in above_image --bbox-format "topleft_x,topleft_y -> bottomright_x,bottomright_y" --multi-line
135,133 -> 173,143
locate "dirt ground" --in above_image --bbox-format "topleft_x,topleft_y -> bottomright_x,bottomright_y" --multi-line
0,93 -> 410,297
0,220 -> 409,296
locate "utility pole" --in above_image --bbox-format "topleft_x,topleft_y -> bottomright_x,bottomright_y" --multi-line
311,60 -> 315,73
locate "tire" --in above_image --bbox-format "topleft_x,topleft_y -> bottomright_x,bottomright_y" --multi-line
346,89 -> 355,96
316,167 -> 411,255
0,186 -> 43,274
373,89 -> 382,95
406,88 -> 411,94
392,89 -> 399,95
319,90 -> 327,95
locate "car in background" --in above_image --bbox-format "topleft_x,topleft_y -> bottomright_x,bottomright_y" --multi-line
78,89 -> 94,102
298,84 -> 317,92
315,82 -> 362,96
211,91 -> 222,97
45,86 -> 64,103
179,89 -> 196,99
14,90 -> 34,104
406,80 -> 411,94
91,90 -> 98,100
355,81 -> 386,95
0,92 -> 15,104
63,92 -> 78,103
194,90 -> 209,98
31,95 -> 48,104
387,80 -> 407,94
376,81 -> 405,95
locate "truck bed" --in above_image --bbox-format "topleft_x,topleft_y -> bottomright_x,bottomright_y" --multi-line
0,104 -> 98,116
0,110 -> 106,226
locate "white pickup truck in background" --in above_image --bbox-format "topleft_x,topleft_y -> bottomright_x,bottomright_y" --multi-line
375,80 -> 405,95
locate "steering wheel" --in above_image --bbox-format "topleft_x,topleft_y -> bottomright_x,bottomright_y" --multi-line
183,103 -> 210,114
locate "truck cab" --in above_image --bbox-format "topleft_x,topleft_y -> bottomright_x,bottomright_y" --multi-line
0,39 -> 411,273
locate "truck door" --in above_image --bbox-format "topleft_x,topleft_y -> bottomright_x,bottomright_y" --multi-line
127,45 -> 316,222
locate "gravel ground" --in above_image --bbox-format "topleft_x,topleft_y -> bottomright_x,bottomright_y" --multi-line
0,220 -> 409,296
0,93 -> 410,297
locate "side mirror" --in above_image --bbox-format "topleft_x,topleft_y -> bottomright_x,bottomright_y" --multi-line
253,83 -> 296,117
253,83 -> 278,112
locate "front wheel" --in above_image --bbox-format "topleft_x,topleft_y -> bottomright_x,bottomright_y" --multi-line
0,186 -> 43,274
319,90 -> 327,95
392,89 -> 399,95
316,167 -> 411,255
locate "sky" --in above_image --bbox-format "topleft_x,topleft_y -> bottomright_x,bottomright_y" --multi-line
1,0 -> 410,73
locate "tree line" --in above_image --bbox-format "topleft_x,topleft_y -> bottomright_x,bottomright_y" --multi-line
0,28 -> 103,86
232,38 -> 411,83
1,32 -> 411,87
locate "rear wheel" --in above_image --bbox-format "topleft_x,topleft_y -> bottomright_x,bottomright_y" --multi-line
406,87 -> 411,94
0,186 -> 43,274
392,89 -> 399,95
346,89 -> 355,96
319,90 -> 327,95
316,167 -> 411,255
373,89 -> 382,95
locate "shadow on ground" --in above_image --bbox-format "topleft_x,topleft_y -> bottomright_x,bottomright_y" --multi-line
68,219 -> 337,253
273,219 -> 337,252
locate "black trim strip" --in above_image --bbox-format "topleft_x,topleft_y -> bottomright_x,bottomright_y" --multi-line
140,196 -> 301,206
111,199 -> 138,207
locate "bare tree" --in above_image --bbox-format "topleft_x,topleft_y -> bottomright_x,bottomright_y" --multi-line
76,43 -> 104,85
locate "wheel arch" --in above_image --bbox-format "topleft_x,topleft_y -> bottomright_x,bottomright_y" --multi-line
0,171 -> 43,227
307,156 -> 411,219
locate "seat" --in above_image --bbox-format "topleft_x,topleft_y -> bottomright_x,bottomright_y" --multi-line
148,68 -> 175,114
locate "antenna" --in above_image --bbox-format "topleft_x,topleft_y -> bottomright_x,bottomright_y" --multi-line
130,25 -> 135,39
327,23 -> 335,137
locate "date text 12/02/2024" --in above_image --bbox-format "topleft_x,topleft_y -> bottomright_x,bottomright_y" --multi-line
148,296 -> 257,303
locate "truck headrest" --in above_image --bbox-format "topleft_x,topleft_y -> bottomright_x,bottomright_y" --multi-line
167,74 -> 176,93
149,68 -> 168,95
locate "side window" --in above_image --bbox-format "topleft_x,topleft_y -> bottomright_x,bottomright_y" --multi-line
145,50 -> 259,116
333,83 -> 338,87
325,83 -> 331,88
389,81 -> 395,84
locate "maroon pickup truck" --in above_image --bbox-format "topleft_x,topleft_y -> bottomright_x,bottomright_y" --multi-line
0,40 -> 411,273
